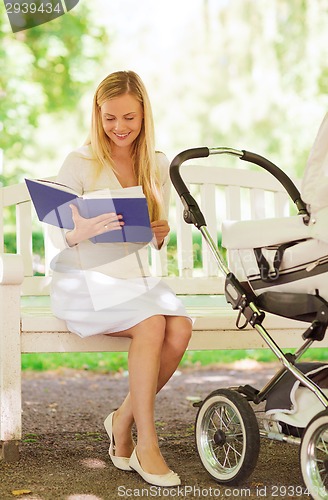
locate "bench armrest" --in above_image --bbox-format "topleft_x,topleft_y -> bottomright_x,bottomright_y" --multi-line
0,254 -> 24,285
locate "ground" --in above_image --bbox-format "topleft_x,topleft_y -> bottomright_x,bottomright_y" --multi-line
0,361 -> 308,500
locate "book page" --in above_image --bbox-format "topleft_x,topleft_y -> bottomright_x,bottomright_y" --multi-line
82,186 -> 144,199
32,178 -> 78,195
29,179 -> 144,199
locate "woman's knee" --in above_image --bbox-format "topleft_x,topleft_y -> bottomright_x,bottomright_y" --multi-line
165,316 -> 192,350
131,315 -> 166,343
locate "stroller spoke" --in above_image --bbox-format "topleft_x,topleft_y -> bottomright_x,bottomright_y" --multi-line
208,419 -> 218,434
318,437 -> 328,454
222,444 -> 233,469
229,442 -> 242,459
228,442 -> 242,467
231,443 -> 239,465
216,407 -> 230,431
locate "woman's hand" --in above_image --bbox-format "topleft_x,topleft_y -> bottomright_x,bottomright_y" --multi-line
66,204 -> 124,247
150,220 -> 170,249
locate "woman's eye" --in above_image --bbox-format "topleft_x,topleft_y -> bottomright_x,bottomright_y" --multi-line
125,117 -> 134,121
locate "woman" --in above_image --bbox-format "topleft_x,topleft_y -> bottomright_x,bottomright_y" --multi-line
49,70 -> 192,487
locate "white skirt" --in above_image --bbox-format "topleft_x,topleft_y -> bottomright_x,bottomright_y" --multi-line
51,270 -> 190,338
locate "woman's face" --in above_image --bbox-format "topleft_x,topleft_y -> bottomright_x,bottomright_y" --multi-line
100,93 -> 144,151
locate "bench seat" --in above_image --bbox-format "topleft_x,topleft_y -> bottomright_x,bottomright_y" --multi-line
21,294 -> 312,353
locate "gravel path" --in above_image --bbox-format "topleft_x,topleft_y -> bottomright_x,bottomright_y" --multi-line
0,361 -> 308,500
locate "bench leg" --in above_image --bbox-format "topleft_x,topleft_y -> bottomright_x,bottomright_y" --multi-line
0,282 -> 22,461
0,441 -> 20,461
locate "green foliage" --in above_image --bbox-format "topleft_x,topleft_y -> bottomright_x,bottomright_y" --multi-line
21,352 -> 129,373
3,232 -> 16,253
32,231 -> 45,257
21,347 -> 327,373
155,0 -> 328,179
0,2 -> 108,183
182,348 -> 328,367
22,7 -> 107,114
4,231 -> 45,258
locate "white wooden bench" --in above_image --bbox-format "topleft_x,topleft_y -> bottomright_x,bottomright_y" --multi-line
1,162 -> 326,460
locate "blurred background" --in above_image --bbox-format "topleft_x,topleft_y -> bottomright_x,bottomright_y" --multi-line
1,0 -> 328,185
2,0 -> 328,369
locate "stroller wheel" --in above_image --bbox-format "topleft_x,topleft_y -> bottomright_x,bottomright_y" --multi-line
195,388 -> 260,485
300,409 -> 328,500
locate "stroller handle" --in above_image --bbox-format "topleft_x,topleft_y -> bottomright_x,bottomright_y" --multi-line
169,147 -> 211,229
170,147 -> 309,217
169,147 -> 210,198
240,150 -> 308,216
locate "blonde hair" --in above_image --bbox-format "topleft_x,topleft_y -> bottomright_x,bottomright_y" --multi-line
86,70 -> 162,221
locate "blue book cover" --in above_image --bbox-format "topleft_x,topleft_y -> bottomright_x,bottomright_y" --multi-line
25,178 -> 153,244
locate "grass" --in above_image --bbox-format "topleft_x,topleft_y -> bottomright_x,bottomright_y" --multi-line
21,348 -> 328,373
21,351 -> 130,373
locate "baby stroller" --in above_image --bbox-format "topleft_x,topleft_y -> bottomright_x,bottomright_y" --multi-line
169,115 -> 328,500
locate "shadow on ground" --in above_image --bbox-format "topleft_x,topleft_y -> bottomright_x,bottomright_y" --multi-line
0,361 -> 305,499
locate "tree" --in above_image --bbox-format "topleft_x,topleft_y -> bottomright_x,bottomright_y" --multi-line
0,3 -> 108,185
158,0 -> 328,178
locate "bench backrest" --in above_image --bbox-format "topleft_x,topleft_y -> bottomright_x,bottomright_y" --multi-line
0,163 -> 295,297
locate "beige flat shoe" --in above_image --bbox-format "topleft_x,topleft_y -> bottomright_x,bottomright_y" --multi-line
104,412 -> 133,471
129,448 -> 181,487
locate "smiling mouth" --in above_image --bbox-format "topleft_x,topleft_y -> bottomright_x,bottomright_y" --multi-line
113,132 -> 130,139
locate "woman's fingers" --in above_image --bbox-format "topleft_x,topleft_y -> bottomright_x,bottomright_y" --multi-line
151,220 -> 170,247
151,220 -> 170,236
69,204 -> 124,237
151,220 -> 169,229
69,203 -> 80,222
97,213 -> 124,232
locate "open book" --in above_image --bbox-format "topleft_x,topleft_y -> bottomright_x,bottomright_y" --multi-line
25,178 -> 153,244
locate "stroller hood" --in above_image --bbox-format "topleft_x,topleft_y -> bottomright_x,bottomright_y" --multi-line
302,112 -> 328,214
223,113 -> 328,249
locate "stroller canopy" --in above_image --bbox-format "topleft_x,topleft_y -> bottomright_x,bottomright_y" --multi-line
302,112 -> 328,214
223,112 -> 328,251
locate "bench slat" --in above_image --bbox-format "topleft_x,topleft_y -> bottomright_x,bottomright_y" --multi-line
17,201 -> 33,277
182,165 -> 287,191
21,327 -> 326,353
201,184 -> 219,277
175,193 -> 194,277
225,185 -> 241,220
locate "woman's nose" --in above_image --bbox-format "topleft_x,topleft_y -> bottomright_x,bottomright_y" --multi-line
113,119 -> 124,131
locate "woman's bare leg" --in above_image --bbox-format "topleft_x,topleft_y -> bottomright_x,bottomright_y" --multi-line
109,315 -> 168,474
109,316 -> 192,473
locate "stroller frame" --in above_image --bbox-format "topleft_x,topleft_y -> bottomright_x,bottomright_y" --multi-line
170,147 -> 328,499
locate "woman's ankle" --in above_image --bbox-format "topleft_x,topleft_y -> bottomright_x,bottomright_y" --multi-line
111,410 -> 135,454
135,444 -> 170,475
114,407 -> 134,431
